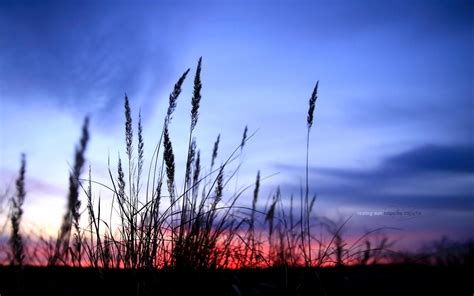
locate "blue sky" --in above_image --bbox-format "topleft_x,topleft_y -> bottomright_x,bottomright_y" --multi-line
0,0 -> 472,248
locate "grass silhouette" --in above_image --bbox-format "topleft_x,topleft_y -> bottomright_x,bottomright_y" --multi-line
9,154 -> 26,267
0,58 -> 472,295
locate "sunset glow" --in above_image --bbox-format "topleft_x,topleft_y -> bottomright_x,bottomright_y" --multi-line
0,0 -> 472,273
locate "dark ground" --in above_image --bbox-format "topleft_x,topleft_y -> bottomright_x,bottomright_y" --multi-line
0,264 -> 472,296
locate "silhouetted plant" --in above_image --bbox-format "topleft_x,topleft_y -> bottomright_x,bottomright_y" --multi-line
0,56 -> 407,274
303,81 -> 319,267
9,154 -> 26,266
50,117 -> 89,266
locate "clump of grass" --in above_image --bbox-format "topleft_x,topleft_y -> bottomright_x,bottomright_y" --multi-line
84,66 -> 327,270
9,154 -> 26,266
0,56 -> 404,275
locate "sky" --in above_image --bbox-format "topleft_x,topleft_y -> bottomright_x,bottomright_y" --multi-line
0,0 -> 472,250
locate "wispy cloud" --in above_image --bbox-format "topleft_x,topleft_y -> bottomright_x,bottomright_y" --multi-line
0,2 -> 181,127
384,144 -> 474,174
276,143 -> 474,212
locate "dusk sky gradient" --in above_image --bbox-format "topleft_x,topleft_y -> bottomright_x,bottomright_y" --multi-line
0,0 -> 472,249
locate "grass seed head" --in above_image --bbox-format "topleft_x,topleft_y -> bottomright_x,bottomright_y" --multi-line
307,81 -> 319,129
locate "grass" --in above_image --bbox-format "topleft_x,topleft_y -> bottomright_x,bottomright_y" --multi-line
49,117 -> 89,266
0,58 -> 471,295
9,154 -> 26,266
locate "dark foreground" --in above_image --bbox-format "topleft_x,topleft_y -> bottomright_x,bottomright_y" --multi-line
0,264 -> 472,296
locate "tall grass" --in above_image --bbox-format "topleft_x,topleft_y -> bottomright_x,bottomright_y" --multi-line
9,154 -> 26,266
49,117 -> 90,266
304,81 -> 319,266
0,59 -> 397,271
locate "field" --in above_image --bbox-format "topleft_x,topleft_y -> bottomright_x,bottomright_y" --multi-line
1,59 -> 472,295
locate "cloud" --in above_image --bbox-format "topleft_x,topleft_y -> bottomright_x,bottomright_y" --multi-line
0,168 -> 65,198
275,143 -> 474,211
384,144 -> 474,174
0,2 -> 175,127
307,143 -> 474,180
